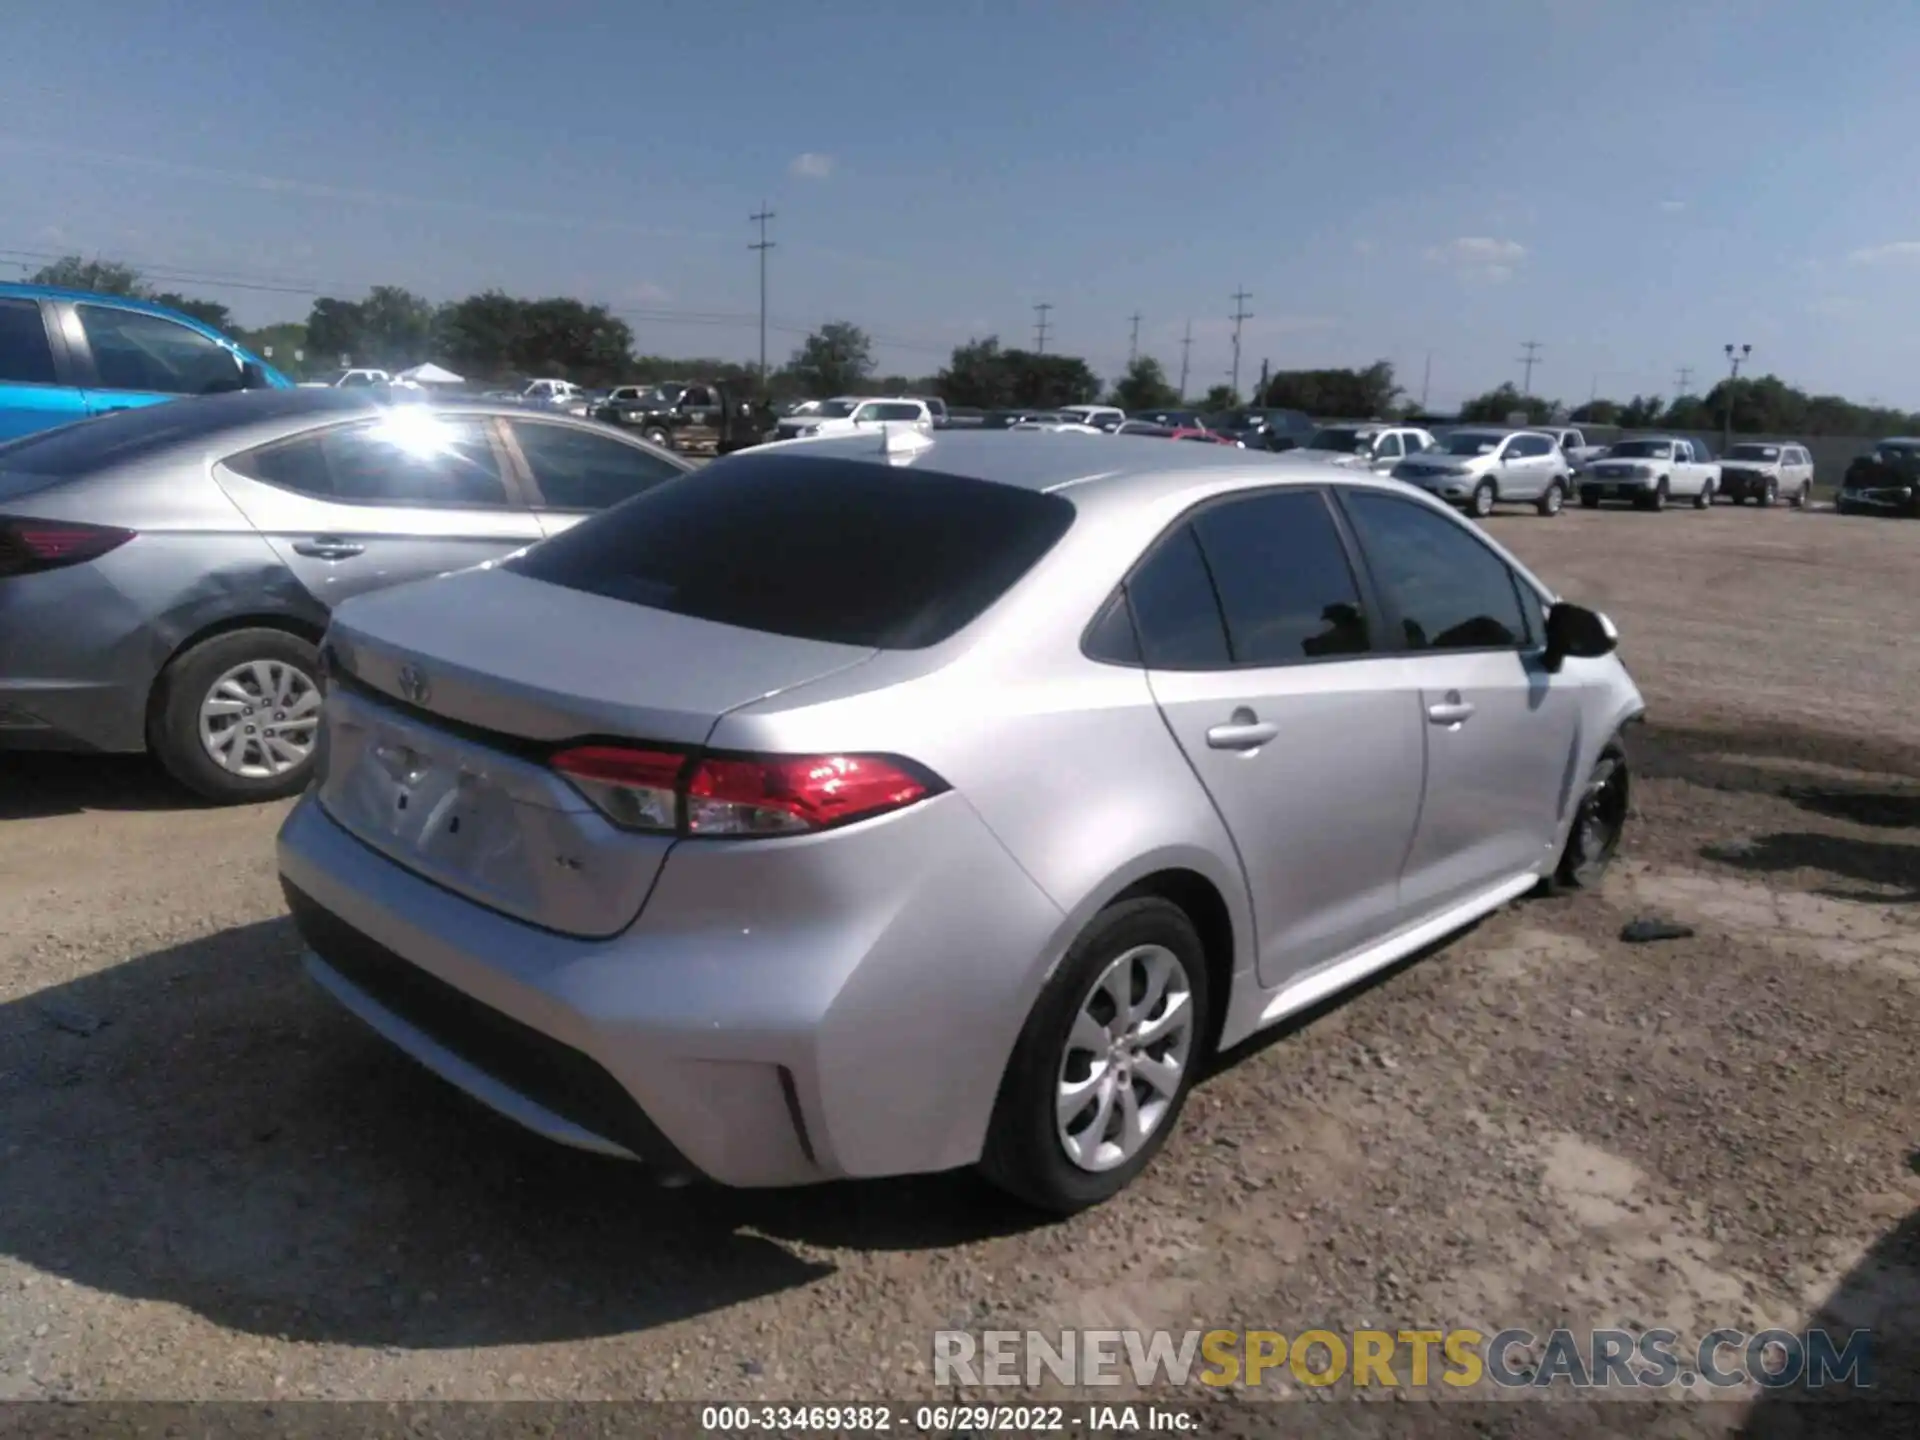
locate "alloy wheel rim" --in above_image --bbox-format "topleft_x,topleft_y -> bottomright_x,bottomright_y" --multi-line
1055,943 -> 1195,1173
197,659 -> 321,778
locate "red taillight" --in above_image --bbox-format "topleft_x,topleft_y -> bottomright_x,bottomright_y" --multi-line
549,745 -> 939,837
0,516 -> 136,578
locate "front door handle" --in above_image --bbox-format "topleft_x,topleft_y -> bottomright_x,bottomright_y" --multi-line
292,537 -> 366,560
1427,694 -> 1476,726
1206,707 -> 1279,751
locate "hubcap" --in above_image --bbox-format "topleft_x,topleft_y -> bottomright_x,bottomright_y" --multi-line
198,659 -> 321,778
1055,944 -> 1195,1173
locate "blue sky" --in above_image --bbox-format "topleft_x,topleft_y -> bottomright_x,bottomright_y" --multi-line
6,0 -> 1920,409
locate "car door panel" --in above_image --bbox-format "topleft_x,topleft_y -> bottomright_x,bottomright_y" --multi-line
214,415 -> 540,610
1126,493 -> 1427,990
1338,488 -> 1581,915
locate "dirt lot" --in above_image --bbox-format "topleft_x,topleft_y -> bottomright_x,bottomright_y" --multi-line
1,504 -> 1916,1429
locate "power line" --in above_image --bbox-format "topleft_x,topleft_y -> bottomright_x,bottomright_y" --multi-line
1033,302 -> 1053,355
1178,319 -> 1193,401
1128,312 -> 1141,366
748,205 -> 775,397
1517,340 -> 1543,397
1229,288 -> 1253,400
1674,365 -> 1695,397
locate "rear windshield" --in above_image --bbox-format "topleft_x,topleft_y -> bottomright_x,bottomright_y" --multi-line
505,453 -> 1077,649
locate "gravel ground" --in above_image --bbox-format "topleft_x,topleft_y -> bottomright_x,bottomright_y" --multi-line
1,503 -> 1915,1430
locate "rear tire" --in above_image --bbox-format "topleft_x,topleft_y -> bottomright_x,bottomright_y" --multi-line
1693,480 -> 1714,510
149,628 -> 322,804
1536,480 -> 1565,517
1792,482 -> 1811,509
643,426 -> 672,449
1469,479 -> 1497,518
980,897 -> 1210,1214
1579,490 -> 1601,509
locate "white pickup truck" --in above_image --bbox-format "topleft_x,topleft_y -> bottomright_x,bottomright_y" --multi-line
1577,436 -> 1721,510
1539,426 -> 1607,470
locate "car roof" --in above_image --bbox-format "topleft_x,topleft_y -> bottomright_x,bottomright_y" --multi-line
0,281 -> 241,338
757,427 -> 1416,512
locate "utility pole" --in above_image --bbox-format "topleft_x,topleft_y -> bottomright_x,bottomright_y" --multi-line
1517,340 -> 1543,397
1674,365 -> 1695,398
1032,302 -> 1053,355
1722,343 -> 1752,453
1255,358 -> 1270,407
1420,351 -> 1432,411
749,204 -> 775,397
1229,288 -> 1253,400
1127,312 -> 1141,367
1177,320 -> 1193,401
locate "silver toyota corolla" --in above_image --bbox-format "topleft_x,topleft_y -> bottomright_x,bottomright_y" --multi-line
0,389 -> 690,802
276,429 -> 1643,1212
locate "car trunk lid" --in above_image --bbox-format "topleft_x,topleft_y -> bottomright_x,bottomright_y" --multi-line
316,567 -> 877,937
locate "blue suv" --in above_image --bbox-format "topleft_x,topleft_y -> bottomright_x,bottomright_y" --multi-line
0,283 -> 291,441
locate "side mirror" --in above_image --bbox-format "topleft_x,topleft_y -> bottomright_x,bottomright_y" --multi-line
1542,601 -> 1617,672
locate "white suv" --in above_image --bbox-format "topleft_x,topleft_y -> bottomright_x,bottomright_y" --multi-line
771,396 -> 933,441
1718,442 -> 1815,508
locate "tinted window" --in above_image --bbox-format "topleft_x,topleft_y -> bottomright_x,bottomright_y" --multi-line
0,299 -> 57,385
235,414 -> 509,507
1375,434 -> 1403,459
1189,491 -> 1370,664
77,305 -> 243,396
1082,589 -> 1141,665
508,420 -> 684,510
0,389 -> 371,476
505,453 -> 1075,649
1126,526 -> 1230,669
1342,492 -> 1532,651
858,402 -> 925,422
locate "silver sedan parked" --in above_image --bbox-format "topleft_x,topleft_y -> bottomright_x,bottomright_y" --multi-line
0,388 -> 692,802
276,431 -> 1643,1212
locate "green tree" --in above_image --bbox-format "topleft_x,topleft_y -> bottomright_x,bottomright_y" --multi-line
1001,350 -> 1099,407
306,297 -> 368,367
1570,399 -> 1620,425
29,255 -> 145,296
1109,356 -> 1180,411
1200,384 -> 1241,411
786,321 -> 874,397
357,286 -> 436,368
1616,394 -> 1666,428
938,337 -> 1017,409
1459,383 -> 1554,424
235,322 -> 311,377
1260,362 -> 1399,418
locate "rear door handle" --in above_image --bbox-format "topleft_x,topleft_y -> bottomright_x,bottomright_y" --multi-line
1427,698 -> 1476,726
292,537 -> 366,560
1206,709 -> 1279,750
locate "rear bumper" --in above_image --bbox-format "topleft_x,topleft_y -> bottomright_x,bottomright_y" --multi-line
275,786 -> 1064,1187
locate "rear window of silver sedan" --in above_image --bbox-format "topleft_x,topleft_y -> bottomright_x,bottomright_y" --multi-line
504,452 -> 1077,649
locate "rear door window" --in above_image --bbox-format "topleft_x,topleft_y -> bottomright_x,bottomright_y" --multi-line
0,299 -> 57,385
505,452 -> 1075,649
232,415 -> 512,507
1125,526 -> 1231,669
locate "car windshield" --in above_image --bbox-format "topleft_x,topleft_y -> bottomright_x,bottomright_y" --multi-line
813,400 -> 857,419
1608,440 -> 1675,459
505,453 -> 1076,649
1306,427 -> 1372,453
1440,432 -> 1504,456
1726,444 -> 1781,461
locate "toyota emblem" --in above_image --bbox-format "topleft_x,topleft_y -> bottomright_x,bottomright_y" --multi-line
396,664 -> 431,706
